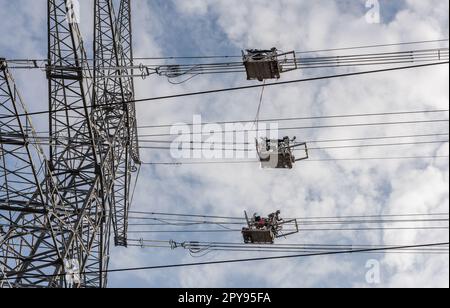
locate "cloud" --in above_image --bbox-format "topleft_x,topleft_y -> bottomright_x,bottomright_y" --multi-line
174,0 -> 209,16
128,0 -> 448,288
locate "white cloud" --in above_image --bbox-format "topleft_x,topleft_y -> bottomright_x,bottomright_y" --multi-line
174,0 -> 209,16
131,0 -> 448,288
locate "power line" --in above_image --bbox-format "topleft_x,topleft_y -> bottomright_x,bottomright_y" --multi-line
125,239 -> 449,254
8,39 -> 448,63
128,246 -> 449,255
128,244 -> 449,257
126,218 -> 449,228
129,239 -> 449,247
0,62 -> 448,121
136,109 -> 450,130
126,211 -> 449,221
127,217 -> 449,225
130,239 -> 450,249
128,216 -> 447,226
127,242 -> 449,255
131,62 -> 450,104
138,140 -> 448,152
307,140 -> 448,150
152,48 -> 449,77
137,119 -> 449,138
125,213 -> 450,236
25,109 -> 450,136
127,227 -> 449,233
20,133 -> 450,150
142,155 -> 449,166
10,51 -> 449,77
138,39 -> 450,59
137,133 -> 450,147
3,242 -> 448,280
294,39 -> 449,54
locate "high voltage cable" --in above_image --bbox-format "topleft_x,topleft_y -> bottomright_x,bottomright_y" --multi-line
125,212 -> 450,231
138,140 -> 449,152
137,133 -> 450,146
126,217 -> 449,226
10,53 -> 448,73
139,140 -> 449,153
26,132 -> 450,145
127,243 -> 449,255
153,50 -> 448,75
26,109 -> 450,137
7,39 -> 449,63
127,215 -> 449,224
152,49 -> 449,77
128,247 -> 449,255
136,109 -> 450,130
142,155 -> 449,166
113,63 -> 450,107
17,48 -> 447,73
2,242 -> 448,280
126,211 -> 449,221
126,219 -> 449,228
137,119 -> 449,138
127,246 -> 449,255
137,39 -> 450,59
127,227 -> 449,233
25,139 -> 449,153
127,216 -> 449,229
126,223 -> 449,228
129,239 -> 450,249
293,39 -> 449,54
125,240 -> 449,254
141,48 -> 448,67
58,48 -> 444,79
128,244 -> 449,254
0,62 -> 448,121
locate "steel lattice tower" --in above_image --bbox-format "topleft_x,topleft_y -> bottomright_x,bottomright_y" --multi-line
0,0 -> 140,288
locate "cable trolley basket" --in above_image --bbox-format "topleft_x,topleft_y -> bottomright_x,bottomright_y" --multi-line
242,211 -> 300,244
242,48 -> 297,81
256,137 -> 309,169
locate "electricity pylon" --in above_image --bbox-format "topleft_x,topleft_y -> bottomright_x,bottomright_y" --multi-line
0,0 -> 140,288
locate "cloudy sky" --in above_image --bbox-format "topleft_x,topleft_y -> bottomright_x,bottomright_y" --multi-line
0,0 -> 449,288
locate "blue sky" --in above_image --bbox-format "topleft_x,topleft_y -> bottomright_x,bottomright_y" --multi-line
0,0 -> 449,288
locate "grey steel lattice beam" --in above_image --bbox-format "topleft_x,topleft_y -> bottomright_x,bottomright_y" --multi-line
117,0 -> 140,165
0,60 -> 64,288
44,0 -> 113,288
94,0 -> 140,247
114,0 -> 141,247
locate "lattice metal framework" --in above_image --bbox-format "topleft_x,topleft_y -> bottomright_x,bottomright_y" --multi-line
0,0 -> 140,288
94,0 -> 140,248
